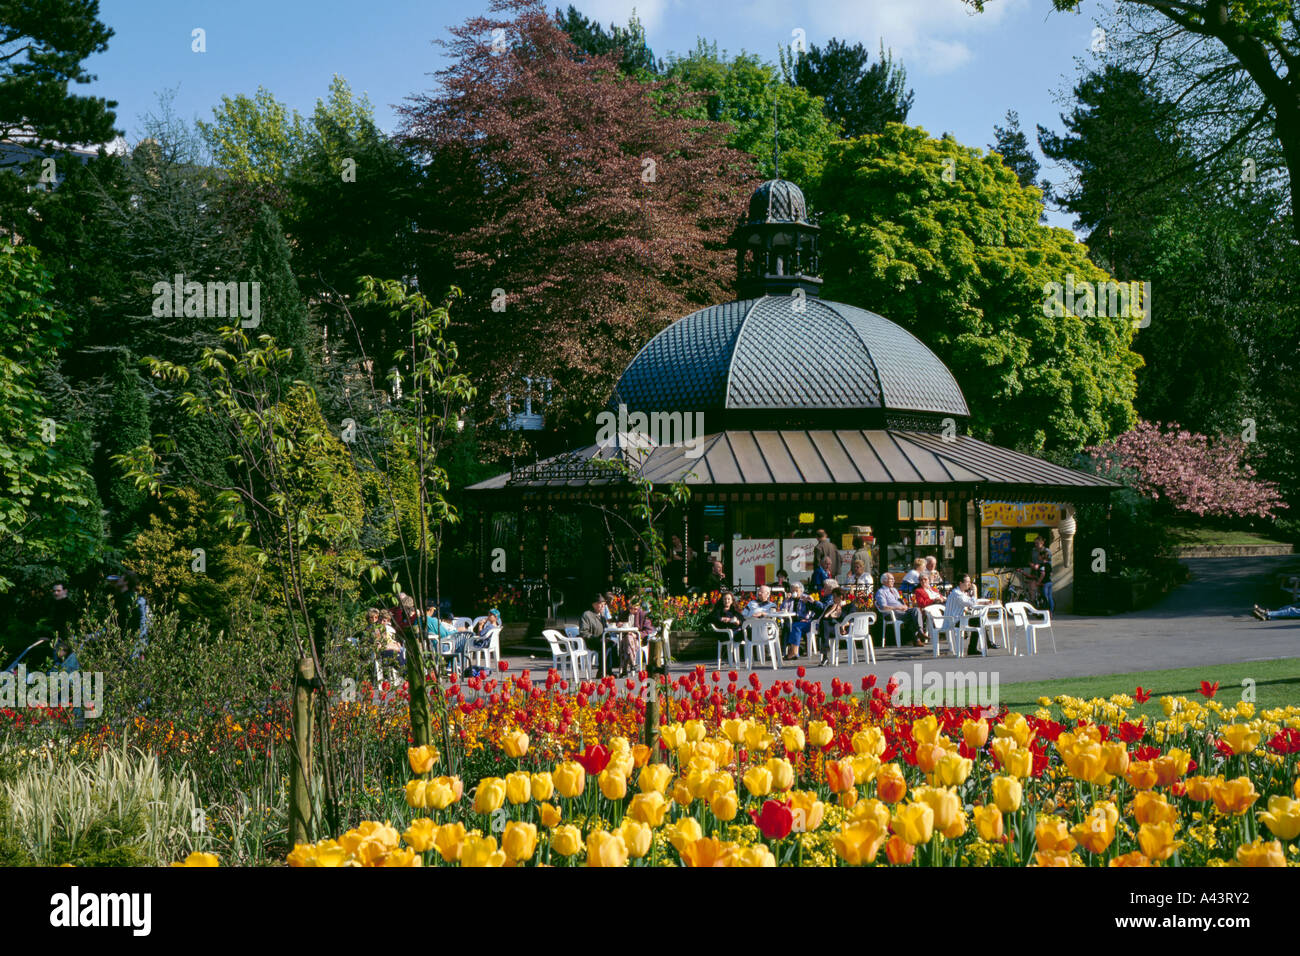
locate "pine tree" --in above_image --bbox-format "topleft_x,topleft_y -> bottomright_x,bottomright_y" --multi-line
99,353 -> 151,540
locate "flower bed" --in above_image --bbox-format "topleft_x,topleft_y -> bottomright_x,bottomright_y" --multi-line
286,667 -> 1300,867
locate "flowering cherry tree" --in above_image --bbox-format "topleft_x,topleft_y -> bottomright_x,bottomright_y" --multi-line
1087,421 -> 1285,519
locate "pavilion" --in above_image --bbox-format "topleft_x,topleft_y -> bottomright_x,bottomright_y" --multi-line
466,177 -> 1117,613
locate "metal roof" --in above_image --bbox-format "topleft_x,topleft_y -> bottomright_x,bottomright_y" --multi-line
610,297 -> 971,424
745,178 -> 810,224
467,430 -> 1119,496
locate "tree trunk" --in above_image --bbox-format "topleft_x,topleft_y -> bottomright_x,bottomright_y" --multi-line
404,634 -> 434,755
288,656 -> 316,846
643,677 -> 661,756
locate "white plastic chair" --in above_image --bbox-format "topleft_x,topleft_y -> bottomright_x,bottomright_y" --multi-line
711,624 -> 741,667
1005,602 -> 1057,654
543,628 -> 593,678
879,608 -> 904,647
453,617 -> 473,632
922,606 -> 959,658
468,625 -> 501,670
976,604 -> 1008,652
831,612 -> 876,666
742,617 -> 782,670
471,615 -> 488,633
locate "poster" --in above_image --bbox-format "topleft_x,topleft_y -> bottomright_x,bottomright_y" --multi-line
732,538 -> 778,588
782,538 -> 819,580
981,502 -> 1062,528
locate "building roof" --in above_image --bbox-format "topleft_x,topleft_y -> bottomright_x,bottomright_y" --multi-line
609,297 -> 971,428
467,429 -> 1119,498
745,178 -> 811,224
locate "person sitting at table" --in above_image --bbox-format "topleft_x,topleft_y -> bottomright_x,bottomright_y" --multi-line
474,608 -> 502,636
845,559 -> 873,590
924,556 -> 944,590
873,573 -> 916,645
578,594 -> 608,668
810,555 -> 835,594
900,558 -> 925,593
818,589 -> 850,665
623,596 -> 654,677
780,582 -> 822,660
914,573 -> 943,611
944,573 -> 995,653
428,605 -> 471,671
743,584 -> 778,619
709,591 -> 743,633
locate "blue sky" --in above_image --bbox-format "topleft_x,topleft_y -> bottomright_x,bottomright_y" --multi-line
87,0 -> 1115,230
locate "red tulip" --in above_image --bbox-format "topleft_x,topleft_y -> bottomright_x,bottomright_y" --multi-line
1199,681 -> 1219,699
750,800 -> 794,840
575,744 -> 610,775
1134,686 -> 1151,703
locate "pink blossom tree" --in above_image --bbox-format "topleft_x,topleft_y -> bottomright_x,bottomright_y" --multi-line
1087,421 -> 1286,519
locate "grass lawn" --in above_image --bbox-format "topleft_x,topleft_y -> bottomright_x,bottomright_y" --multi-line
1169,524 -> 1292,549
996,657 -> 1300,722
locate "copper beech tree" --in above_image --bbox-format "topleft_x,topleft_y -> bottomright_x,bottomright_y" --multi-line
400,0 -> 756,439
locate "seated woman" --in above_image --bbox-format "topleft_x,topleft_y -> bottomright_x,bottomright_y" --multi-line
845,559 -> 874,590
910,573 -> 944,645
709,591 -> 743,633
817,589 -> 850,666
371,607 -> 405,666
900,558 -> 925,594
780,582 -> 822,660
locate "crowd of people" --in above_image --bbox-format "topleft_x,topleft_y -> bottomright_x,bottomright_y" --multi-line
362,595 -> 504,677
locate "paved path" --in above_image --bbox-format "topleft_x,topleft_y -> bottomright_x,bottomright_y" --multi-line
503,557 -> 1300,691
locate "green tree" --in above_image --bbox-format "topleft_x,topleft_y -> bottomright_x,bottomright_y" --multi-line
98,353 -> 150,540
666,43 -> 838,183
783,38 -> 913,137
0,243 -> 102,592
0,0 -> 118,163
553,4 -> 660,74
196,86 -> 306,185
241,205 -> 314,384
990,109 -> 1043,192
815,124 -> 1141,453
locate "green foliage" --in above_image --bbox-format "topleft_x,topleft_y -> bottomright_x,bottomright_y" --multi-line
815,124 -> 1141,453
99,353 -> 151,538
241,204 -> 314,383
665,43 -> 836,184
553,4 -> 660,75
197,86 -> 307,184
783,38 -> 913,138
990,109 -> 1042,193
0,243 -> 102,591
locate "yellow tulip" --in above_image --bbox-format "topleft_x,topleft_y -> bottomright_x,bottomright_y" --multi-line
892,802 -> 935,845
832,819 -> 888,865
962,718 -> 989,749
407,745 -> 438,775
743,765 -> 773,797
782,725 -> 806,753
638,762 -> 673,795
501,821 -> 538,862
1108,851 -> 1153,867
1235,837 -> 1286,867
765,757 -> 795,791
1258,795 -> 1300,841
995,713 -> 1035,748
405,779 -> 427,809
402,818 -> 437,853
911,715 -> 939,746
1152,748 -> 1191,786
530,772 -> 554,802
1184,775 -> 1217,802
853,727 -> 886,757
684,719 -> 706,742
1125,760 -> 1158,791
1136,822 -> 1180,862
550,824 -> 583,857
660,723 -> 687,750
433,822 -> 466,863
913,786 -> 960,834
1220,724 -> 1260,756
942,810 -> 967,840
1035,817 -> 1076,854
1003,748 -> 1035,780
598,768 -> 628,801
426,776 -> 463,811
505,771 -> 531,805
1070,803 -> 1118,854
1101,741 -> 1129,776
743,722 -> 775,753
473,777 -> 506,815
934,754 -> 972,787
789,790 -> 826,832
1211,776 -> 1259,816
628,791 -> 669,827
914,742 -> 946,774
1132,791 -> 1178,827
667,817 -> 704,853
710,788 -> 739,821
991,776 -> 1022,813
807,720 -> 834,747
730,845 -> 777,867
720,718 -> 748,744
502,730 -> 529,758
171,851 -> 220,867
1031,850 -> 1078,867
707,771 -> 735,799
685,768 -> 713,801
553,761 -> 586,799
975,805 -> 1003,842
539,802 -> 562,828
287,840 -> 347,867
632,743 -> 650,768
586,830 -> 629,867
991,737 -> 1018,768
460,833 -> 506,867
377,848 -> 422,867
672,778 -> 694,807
849,797 -> 891,832
619,819 -> 653,859
851,754 -> 881,786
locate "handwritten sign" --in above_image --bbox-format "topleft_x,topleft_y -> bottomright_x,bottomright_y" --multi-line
981,502 -> 1061,528
733,538 -> 778,588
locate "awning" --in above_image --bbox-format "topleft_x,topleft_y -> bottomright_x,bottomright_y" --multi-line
466,430 -> 1118,499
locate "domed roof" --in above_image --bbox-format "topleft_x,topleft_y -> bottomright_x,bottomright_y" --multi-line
610,296 -> 970,428
746,179 -> 810,225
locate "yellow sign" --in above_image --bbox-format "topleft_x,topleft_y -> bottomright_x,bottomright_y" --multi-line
798,512 -> 815,524
980,501 -> 1061,528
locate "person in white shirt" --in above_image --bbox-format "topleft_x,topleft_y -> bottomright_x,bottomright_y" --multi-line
901,558 -> 925,591
743,585 -> 778,618
845,559 -> 874,590
943,573 -> 996,653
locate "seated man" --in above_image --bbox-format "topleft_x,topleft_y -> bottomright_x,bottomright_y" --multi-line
944,574 -> 995,653
742,584 -> 778,619
427,605 -> 471,672
780,582 -> 822,660
1253,603 -> 1300,621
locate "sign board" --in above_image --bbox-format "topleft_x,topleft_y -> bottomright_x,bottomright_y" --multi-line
782,538 -> 818,578
980,502 -> 1062,528
732,538 -> 778,588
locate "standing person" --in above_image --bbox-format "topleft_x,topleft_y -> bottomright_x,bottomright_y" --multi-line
704,559 -> 727,594
780,582 -> 822,660
111,572 -> 149,656
813,529 -> 840,579
48,583 -> 78,644
1032,536 -> 1054,612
